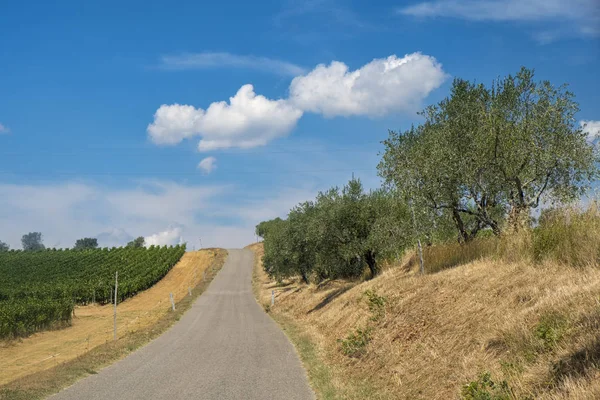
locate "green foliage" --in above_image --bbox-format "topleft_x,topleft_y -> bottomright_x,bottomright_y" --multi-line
535,312 -> 568,350
364,289 -> 386,322
461,372 -> 512,400
0,240 -> 8,251
74,237 -> 99,250
21,232 -> 45,251
339,326 -> 372,358
259,179 -> 411,282
0,297 -> 73,338
379,67 -> 598,242
0,245 -> 185,338
127,236 -> 145,248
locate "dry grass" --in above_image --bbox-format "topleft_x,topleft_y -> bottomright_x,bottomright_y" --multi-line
0,249 -> 225,388
249,233 -> 600,399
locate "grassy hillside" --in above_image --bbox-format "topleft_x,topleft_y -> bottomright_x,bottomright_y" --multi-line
250,232 -> 600,399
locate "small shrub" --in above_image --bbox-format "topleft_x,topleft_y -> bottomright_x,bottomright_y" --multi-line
364,289 -> 386,321
534,312 -> 568,350
461,372 -> 512,400
339,327 -> 372,358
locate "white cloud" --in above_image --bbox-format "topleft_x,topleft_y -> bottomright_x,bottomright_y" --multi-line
0,123 -> 9,134
148,84 -> 303,150
144,227 -> 184,247
105,180 -> 227,222
148,53 -> 447,149
197,156 -> 217,174
160,52 -> 305,77
96,228 -> 134,248
0,180 -> 230,250
398,0 -> 599,40
581,120 -> 600,144
289,53 -> 447,117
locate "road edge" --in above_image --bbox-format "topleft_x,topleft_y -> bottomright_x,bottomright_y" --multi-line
247,243 -> 337,400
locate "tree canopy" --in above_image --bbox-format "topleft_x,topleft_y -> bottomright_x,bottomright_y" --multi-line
379,67 -> 598,241
258,67 -> 598,283
0,241 -> 9,252
74,237 -> 98,250
127,236 -> 145,248
259,179 -> 411,282
21,232 -> 45,251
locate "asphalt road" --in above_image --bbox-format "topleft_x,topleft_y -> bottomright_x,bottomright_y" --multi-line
51,249 -> 314,400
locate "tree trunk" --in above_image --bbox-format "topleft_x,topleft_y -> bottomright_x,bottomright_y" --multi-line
365,250 -> 378,279
300,269 -> 309,284
452,208 -> 469,243
508,204 -> 529,232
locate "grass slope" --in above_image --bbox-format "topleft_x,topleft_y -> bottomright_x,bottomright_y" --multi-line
249,243 -> 600,399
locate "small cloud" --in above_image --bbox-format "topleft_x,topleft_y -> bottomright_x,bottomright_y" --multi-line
159,52 -> 305,77
197,156 -> 217,175
398,0 -> 600,40
0,123 -> 10,134
580,120 -> 600,144
144,227 -> 184,247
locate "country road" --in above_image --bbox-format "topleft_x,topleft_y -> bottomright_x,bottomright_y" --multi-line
51,249 -> 314,400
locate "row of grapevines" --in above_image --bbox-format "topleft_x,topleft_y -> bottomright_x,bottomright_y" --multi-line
0,244 -> 186,338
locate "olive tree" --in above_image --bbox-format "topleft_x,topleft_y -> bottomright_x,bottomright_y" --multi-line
380,67 -> 598,241
485,68 -> 597,227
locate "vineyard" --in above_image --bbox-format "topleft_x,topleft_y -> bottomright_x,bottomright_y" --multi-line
0,245 -> 186,338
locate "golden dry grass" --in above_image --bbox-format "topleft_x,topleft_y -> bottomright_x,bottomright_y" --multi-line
249,241 -> 600,399
0,249 -> 219,386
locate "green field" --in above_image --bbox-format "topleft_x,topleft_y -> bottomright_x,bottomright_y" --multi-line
0,245 -> 186,338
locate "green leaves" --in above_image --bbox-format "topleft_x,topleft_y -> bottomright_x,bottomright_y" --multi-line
259,180 -> 411,282
379,67 -> 598,241
0,245 -> 186,338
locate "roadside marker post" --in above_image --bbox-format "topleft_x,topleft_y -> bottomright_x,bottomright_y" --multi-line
169,293 -> 175,311
113,271 -> 118,341
188,287 -> 192,297
271,290 -> 275,306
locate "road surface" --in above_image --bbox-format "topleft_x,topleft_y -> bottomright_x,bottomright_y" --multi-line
51,249 -> 314,400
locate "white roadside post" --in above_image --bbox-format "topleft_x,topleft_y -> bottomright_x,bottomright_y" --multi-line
271,290 -> 275,306
113,271 -> 118,341
169,293 -> 175,311
188,287 -> 192,297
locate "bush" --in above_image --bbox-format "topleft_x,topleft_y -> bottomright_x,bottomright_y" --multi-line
364,289 -> 386,322
461,372 -> 513,400
339,327 -> 372,358
535,312 -> 568,350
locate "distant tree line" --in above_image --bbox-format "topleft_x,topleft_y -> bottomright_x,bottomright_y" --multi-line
0,233 -> 148,251
257,67 -> 599,282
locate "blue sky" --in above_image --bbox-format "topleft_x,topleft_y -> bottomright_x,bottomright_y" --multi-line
0,0 -> 599,249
